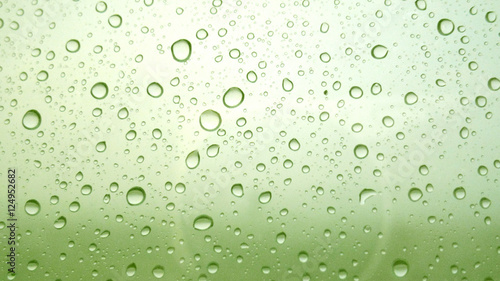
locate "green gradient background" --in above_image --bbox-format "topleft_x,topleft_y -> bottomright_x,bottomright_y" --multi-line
1,0 -> 499,280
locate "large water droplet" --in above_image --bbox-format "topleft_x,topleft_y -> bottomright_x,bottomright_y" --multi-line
199,110 -> 222,131
349,86 -> 363,99
453,187 -> 466,200
478,165 -> 488,176
91,82 -> 109,99
65,39 -> 80,53
126,263 -> 137,277
118,107 -> 129,119
371,45 -> 388,59
459,127 -> 469,139
126,186 -> 146,206
25,199 -> 40,215
22,110 -> 42,130
359,189 -> 376,205
108,14 -> 122,28
282,78 -> 294,92
354,144 -> 369,159
259,191 -> 272,204
185,150 -> 200,169
207,144 -> 220,157
404,92 -> 418,105
480,197 -> 491,209
193,215 -> 213,230
276,232 -> 286,244
95,141 -> 107,152
392,260 -> 409,277
488,77 -> 500,91
231,183 -> 244,197
152,266 -> 164,278
147,82 -> 164,98
223,87 -> 244,108
171,39 -> 192,62
437,18 -> 454,36
54,216 -> 67,229
408,188 -> 423,202
81,184 -> 92,195
382,116 -> 394,127
288,138 -> 301,151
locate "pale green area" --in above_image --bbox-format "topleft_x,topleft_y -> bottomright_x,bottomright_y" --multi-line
0,0 -> 499,280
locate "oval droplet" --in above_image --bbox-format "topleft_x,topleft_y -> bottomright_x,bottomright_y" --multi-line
22,110 -> 42,130
349,86 -> 363,99
393,260 -> 409,277
282,78 -> 294,92
54,216 -> 67,229
193,215 -> 213,231
108,14 -> 122,28
25,199 -> 41,215
65,39 -> 80,53
95,141 -> 107,152
437,18 -> 454,36
247,71 -> 257,83
404,92 -> 418,105
354,144 -> 369,159
453,187 -> 466,200
90,82 -> 109,99
382,116 -> 394,127
185,150 -> 200,169
459,127 -> 469,139
199,109 -> 222,131
171,39 -> 192,62
223,87 -> 244,108
231,183 -> 244,197
359,189 -> 376,205
478,165 -> 488,176
320,52 -> 331,63
126,186 -> 146,206
371,45 -> 388,59
207,144 -> 220,157
152,266 -> 164,279
488,77 -> 500,91
276,232 -> 287,244
259,191 -> 272,204
289,138 -> 301,151
408,188 -> 423,202
147,82 -> 164,98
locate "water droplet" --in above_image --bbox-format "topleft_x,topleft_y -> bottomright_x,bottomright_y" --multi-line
478,165 -> 488,176
475,96 -> 487,107
392,259 -> 409,277
118,107 -> 129,119
22,110 -> 42,130
415,0 -> 427,10
95,1 -> 107,13
108,14 -> 122,28
196,29 -> 208,40
419,165 -> 429,176
27,260 -> 38,271
282,78 -> 294,92
54,216 -> 67,229
152,265 -> 164,278
486,11 -> 497,23
480,197 -> 491,209
141,226 -> 151,236
193,215 -> 213,231
259,191 -> 272,204
171,39 -> 192,62
371,45 -> 388,59
319,111 -> 330,121
371,83 -> 382,95
320,22 -> 330,33
152,128 -> 162,139
126,130 -> 137,141
354,144 -> 369,159
459,127 -> 469,139
382,116 -> 394,127
90,82 -> 109,99
207,144 -> 220,157
276,232 -> 286,244
65,39 -> 80,53
126,187 -> 146,206
246,71 -> 257,83
408,188 -> 423,202
69,201 -> 80,212
298,251 -> 309,263
404,92 -> 418,105
437,19 -> 454,36
231,183 -> 244,197
207,262 -> 219,274
81,184 -> 92,195
352,123 -> 363,133
223,87 -> 244,108
124,263 -> 137,277
229,48 -> 241,59
37,70 -> 48,81
95,141 -> 107,152
25,200 -> 40,215
175,182 -> 186,194
453,187 -> 466,200
199,110 -> 222,131
359,189 -> 376,205
349,86 -> 363,99
185,150 -> 200,169
147,82 -> 164,98
488,77 -> 500,91
320,52 -> 331,63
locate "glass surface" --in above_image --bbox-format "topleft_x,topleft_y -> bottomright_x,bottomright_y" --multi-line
1,0 -> 499,280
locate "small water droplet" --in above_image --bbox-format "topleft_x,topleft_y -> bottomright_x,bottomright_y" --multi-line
282,78 -> 294,92
185,150 -> 200,169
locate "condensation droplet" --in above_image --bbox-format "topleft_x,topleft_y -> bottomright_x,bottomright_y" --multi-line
91,82 -> 109,99
199,110 -> 222,131
185,150 -> 200,169
126,187 -> 146,206
371,45 -> 388,59
22,110 -> 42,130
171,39 -> 192,62
147,82 -> 164,98
193,215 -> 213,230
437,18 -> 454,36
223,87 -> 245,108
